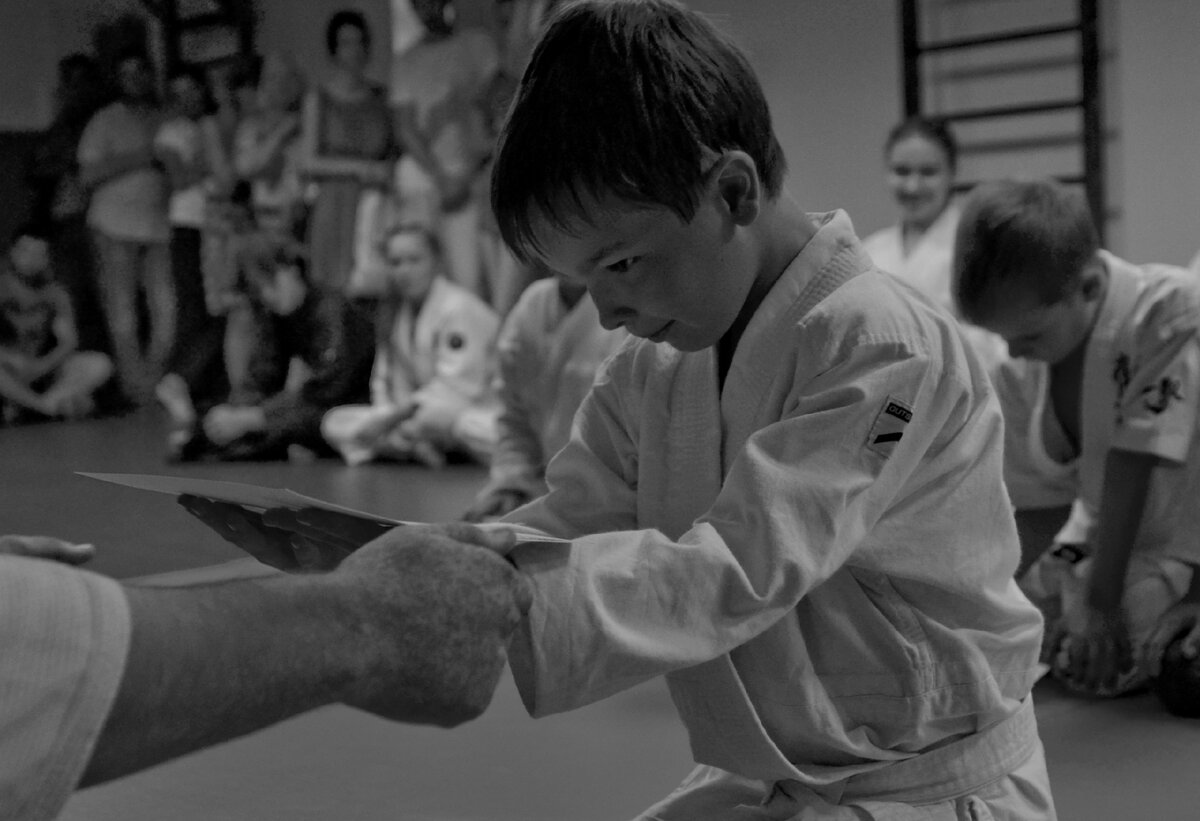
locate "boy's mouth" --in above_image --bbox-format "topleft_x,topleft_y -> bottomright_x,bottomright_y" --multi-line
647,321 -> 674,342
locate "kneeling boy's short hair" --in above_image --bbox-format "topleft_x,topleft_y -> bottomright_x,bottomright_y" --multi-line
953,178 -> 1099,324
491,0 -> 787,263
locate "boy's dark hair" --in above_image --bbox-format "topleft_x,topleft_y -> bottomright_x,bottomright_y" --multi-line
953,178 -> 1099,324
884,115 -> 958,172
491,0 -> 787,262
326,10 -> 371,57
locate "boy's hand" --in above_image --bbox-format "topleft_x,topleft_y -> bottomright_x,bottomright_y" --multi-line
0,535 -> 95,565
1061,604 -> 1133,693
1145,602 -> 1200,678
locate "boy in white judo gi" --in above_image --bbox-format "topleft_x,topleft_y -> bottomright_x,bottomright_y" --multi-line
322,223 -> 501,466
462,273 -> 625,521
187,1 -> 1056,816
953,178 -> 1199,700
479,3 -> 1056,815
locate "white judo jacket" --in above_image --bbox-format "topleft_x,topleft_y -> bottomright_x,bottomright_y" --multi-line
505,211 -> 1044,795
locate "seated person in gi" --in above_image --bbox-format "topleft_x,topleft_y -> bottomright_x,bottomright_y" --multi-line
953,178 -> 1199,698
322,223 -> 500,467
161,241 -> 375,461
0,224 -> 113,424
462,272 -> 625,521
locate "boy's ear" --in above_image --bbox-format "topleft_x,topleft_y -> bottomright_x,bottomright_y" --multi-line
713,151 -> 761,227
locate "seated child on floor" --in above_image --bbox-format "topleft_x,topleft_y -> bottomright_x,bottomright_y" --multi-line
953,177 -> 1199,698
159,241 -> 375,461
462,273 -> 625,521
0,225 -> 112,424
322,223 -> 501,467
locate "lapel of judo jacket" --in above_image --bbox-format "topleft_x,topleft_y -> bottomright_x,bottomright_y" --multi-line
656,213 -> 873,781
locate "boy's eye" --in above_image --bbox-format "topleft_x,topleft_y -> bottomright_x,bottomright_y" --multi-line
605,257 -> 639,274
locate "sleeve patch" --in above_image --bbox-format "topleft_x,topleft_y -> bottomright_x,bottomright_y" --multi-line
867,396 -> 913,459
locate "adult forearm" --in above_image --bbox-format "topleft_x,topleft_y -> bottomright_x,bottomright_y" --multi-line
81,574 -> 361,787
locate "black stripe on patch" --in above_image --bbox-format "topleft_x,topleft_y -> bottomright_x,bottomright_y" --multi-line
873,432 -> 903,444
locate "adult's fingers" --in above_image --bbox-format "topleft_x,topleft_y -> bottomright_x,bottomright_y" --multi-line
0,535 -> 95,565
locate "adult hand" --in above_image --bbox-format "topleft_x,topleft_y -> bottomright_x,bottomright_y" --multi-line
462,489 -> 530,523
330,522 -> 530,726
1145,602 -> 1200,678
1061,603 -> 1133,694
0,534 -> 95,565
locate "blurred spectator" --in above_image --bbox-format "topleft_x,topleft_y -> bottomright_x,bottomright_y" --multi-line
463,274 -> 625,521
862,116 -> 961,314
0,225 -> 113,424
300,10 -> 399,293
210,53 -> 263,159
154,66 -> 235,419
234,53 -> 307,243
322,222 -> 499,467
159,241 -> 374,462
27,54 -> 111,358
77,50 -> 172,405
390,0 -> 503,305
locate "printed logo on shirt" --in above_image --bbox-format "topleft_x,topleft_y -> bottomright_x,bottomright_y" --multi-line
1142,376 -> 1184,415
866,396 -> 913,459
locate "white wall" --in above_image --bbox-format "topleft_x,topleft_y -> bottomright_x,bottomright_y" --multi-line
688,0 -> 903,238
1112,0 -> 1200,264
0,0 -> 142,130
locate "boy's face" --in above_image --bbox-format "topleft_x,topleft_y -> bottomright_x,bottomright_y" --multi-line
9,236 -> 49,279
382,231 -> 438,303
527,175 -> 755,353
977,274 -> 1103,364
